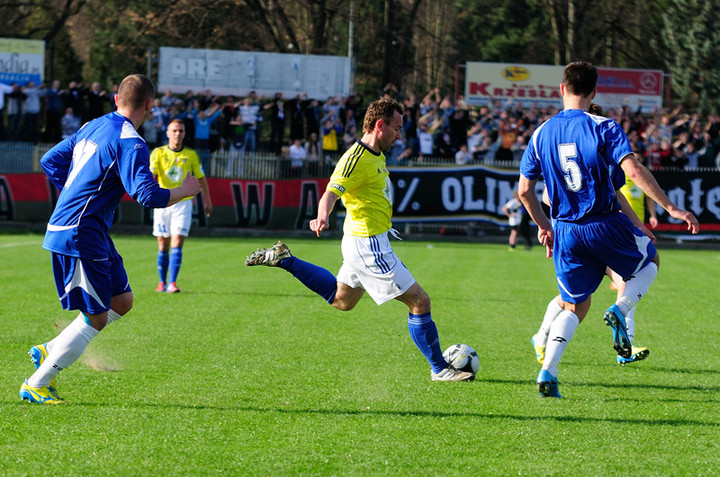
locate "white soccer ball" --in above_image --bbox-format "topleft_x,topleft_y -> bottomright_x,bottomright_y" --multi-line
443,343 -> 479,375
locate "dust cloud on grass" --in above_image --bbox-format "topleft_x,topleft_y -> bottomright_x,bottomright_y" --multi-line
51,319 -> 123,372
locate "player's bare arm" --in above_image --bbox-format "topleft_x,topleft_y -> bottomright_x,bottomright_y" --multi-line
645,194 -> 658,228
199,177 -> 212,217
518,174 -> 554,255
310,190 -> 340,237
620,154 -> 700,233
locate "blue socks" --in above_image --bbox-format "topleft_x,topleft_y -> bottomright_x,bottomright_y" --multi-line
280,256 -> 337,304
408,312 -> 447,373
157,250 -> 169,283
159,248 -> 183,284
279,257 -> 447,372
168,247 -> 182,284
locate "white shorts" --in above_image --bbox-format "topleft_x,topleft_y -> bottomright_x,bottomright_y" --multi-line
336,232 -> 416,305
153,199 -> 193,238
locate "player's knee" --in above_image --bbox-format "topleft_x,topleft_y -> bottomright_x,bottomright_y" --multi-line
115,302 -> 132,316
652,252 -> 660,270
560,297 -> 590,321
111,292 -> 133,316
86,313 -> 108,331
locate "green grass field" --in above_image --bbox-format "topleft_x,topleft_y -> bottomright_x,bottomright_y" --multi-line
1,233 -> 719,475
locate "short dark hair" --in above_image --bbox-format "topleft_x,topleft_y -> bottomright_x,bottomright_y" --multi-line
563,61 -> 597,98
363,97 -> 403,134
117,74 -> 155,110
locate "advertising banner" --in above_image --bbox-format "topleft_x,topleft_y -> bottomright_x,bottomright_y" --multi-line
389,166 -> 520,224
651,170 -> 720,229
465,62 -> 663,112
158,47 -> 351,99
1,169 -> 718,231
594,67 -> 664,113
0,38 -> 45,85
465,62 -> 562,109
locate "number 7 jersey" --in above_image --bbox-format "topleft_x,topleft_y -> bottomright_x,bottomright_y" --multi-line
520,109 -> 633,222
41,112 -> 171,259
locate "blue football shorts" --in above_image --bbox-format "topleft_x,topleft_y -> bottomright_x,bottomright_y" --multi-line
553,212 -> 657,304
50,250 -> 131,315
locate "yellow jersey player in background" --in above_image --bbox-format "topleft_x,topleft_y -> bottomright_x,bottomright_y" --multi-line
619,153 -> 659,230
607,152 -> 657,363
246,97 -> 474,382
150,118 -> 212,293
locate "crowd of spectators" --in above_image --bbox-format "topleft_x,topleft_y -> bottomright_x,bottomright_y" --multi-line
1,79 -> 720,171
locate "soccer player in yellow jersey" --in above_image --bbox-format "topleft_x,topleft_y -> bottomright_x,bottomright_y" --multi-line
619,154 -> 659,230
246,98 -> 473,382
150,119 -> 212,293
607,153 -> 657,363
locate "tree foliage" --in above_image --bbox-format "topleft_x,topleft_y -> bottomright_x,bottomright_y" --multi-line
655,0 -> 720,115
0,0 -> 718,113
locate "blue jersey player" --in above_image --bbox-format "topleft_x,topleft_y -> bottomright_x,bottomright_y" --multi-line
20,74 -> 201,404
532,154 -> 657,368
518,61 -> 699,398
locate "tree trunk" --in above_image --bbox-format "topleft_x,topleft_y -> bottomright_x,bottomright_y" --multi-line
310,0 -> 328,54
382,0 -> 395,87
545,0 -> 562,65
567,0 -> 575,62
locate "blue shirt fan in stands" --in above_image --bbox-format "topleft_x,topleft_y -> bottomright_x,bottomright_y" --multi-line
41,111 -> 170,260
520,109 -> 633,222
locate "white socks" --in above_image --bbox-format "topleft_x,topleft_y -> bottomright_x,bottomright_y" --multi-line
44,310 -> 123,354
542,310 -> 579,378
616,262 -> 658,316
535,297 -> 564,346
106,309 -> 123,324
27,314 -> 99,388
624,306 -> 636,344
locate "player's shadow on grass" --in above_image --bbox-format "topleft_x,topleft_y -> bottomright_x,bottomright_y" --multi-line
73,402 -> 717,428
484,377 -> 720,393
565,362 -> 720,377
601,396 -> 720,404
643,366 -> 720,376
201,290 -> 321,299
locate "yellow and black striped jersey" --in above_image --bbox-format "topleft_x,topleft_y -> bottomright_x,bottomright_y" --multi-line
327,140 -> 392,237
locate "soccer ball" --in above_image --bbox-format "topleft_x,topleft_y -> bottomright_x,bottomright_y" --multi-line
443,343 -> 479,375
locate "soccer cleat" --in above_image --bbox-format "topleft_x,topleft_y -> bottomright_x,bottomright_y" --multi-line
537,369 -> 561,398
166,282 -> 180,294
531,334 -> 546,364
28,343 -> 56,389
604,304 -> 632,359
155,282 -> 166,293
431,367 -> 475,382
245,241 -> 292,267
617,346 -> 650,365
19,380 -> 64,404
